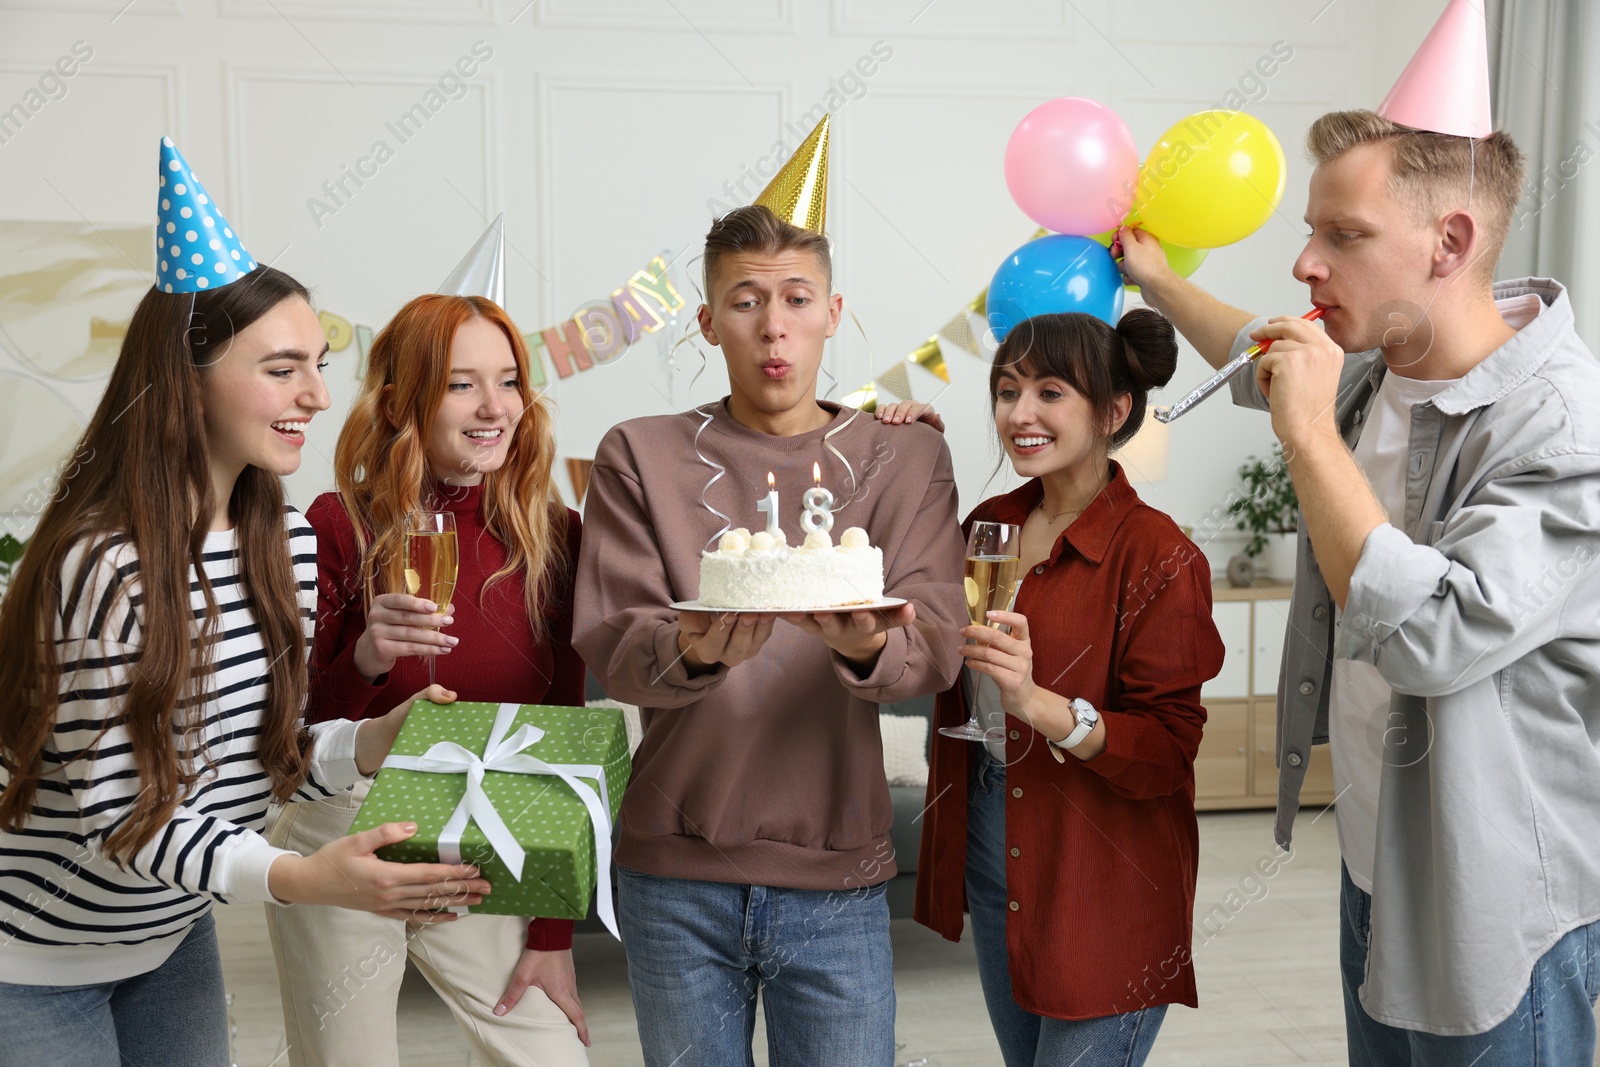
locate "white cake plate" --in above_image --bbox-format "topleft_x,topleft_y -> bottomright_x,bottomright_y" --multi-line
669,597 -> 908,614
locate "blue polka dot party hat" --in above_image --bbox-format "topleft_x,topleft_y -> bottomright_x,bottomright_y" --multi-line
155,136 -> 256,293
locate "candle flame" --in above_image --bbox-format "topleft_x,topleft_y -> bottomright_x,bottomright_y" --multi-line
812,461 -> 821,484
767,471 -> 775,490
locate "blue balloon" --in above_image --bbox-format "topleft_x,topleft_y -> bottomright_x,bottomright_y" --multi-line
986,234 -> 1125,343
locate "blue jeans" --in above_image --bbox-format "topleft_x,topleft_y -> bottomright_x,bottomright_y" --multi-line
966,753 -> 1168,1067
0,911 -> 229,1066
1341,862 -> 1600,1066
615,863 -> 895,1067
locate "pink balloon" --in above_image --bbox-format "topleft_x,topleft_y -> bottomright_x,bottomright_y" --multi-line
1004,98 -> 1139,236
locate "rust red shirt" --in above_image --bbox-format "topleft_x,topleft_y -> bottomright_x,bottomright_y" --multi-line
306,484 -> 584,952
914,463 -> 1224,1019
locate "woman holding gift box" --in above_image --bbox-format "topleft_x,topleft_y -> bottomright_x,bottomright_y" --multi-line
885,309 -> 1224,1067
0,139 -> 490,1066
263,256 -> 591,1066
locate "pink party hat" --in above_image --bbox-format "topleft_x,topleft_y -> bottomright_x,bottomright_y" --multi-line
1377,0 -> 1492,137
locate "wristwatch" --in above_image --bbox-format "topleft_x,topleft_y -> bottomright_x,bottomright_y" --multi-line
1047,697 -> 1100,761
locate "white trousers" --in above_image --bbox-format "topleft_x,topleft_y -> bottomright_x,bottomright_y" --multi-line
264,783 -> 589,1067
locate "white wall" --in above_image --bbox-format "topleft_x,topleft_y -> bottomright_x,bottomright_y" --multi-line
0,0 -> 1440,571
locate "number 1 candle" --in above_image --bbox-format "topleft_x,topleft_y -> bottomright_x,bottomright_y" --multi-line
756,471 -> 780,537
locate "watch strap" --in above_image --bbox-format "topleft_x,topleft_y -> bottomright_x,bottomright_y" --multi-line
1047,698 -> 1097,760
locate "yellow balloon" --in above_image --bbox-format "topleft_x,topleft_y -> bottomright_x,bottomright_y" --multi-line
1134,110 -> 1286,249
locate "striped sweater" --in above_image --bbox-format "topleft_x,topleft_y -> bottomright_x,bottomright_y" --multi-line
0,508 -> 366,986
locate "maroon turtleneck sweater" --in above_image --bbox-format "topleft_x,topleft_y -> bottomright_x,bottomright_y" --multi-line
306,483 -> 585,951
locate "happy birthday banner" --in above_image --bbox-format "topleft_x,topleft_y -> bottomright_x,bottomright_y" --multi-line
313,114 -> 994,399
313,111 -> 1001,401
313,244 -> 988,403
319,254 -> 688,388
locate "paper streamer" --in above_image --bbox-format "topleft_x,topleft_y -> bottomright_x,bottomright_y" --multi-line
820,298 -> 890,509
662,251 -> 738,552
680,350 -> 733,552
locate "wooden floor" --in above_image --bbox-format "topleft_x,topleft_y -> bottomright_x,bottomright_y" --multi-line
216,808 -> 1600,1066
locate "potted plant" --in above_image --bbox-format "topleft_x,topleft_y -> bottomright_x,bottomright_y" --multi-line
1227,446 -> 1299,580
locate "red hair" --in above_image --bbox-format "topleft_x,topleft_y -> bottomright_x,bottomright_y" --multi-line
333,295 -> 567,636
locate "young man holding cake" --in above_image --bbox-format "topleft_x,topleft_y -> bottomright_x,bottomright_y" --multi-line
572,116 -> 966,1067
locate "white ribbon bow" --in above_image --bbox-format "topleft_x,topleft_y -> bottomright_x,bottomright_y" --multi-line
380,702 -> 619,939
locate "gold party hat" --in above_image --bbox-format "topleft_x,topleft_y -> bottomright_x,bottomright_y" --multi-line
756,115 -> 830,234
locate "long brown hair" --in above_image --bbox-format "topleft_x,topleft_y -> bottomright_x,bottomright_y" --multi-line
0,268 -> 316,860
333,294 -> 567,636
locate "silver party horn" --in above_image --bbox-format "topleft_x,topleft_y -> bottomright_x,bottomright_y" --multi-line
1154,308 -> 1324,423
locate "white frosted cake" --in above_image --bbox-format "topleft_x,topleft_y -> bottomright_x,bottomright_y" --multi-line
697,526 -> 884,610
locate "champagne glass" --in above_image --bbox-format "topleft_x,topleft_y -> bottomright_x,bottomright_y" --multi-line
403,511 -> 458,687
939,521 -> 1022,742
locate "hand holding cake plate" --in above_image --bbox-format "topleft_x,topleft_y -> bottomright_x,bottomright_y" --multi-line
675,609 -> 778,675
776,601 -> 917,672
668,598 -> 910,615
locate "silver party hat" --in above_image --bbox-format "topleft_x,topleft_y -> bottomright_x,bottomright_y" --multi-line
438,214 -> 506,307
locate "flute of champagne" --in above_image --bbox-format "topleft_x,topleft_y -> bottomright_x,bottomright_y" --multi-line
939,521 -> 1022,742
403,511 -> 458,687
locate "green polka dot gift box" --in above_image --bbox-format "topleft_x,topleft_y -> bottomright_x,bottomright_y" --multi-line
350,701 -> 631,924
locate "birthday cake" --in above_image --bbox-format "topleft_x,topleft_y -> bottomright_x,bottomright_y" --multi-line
697,526 -> 885,610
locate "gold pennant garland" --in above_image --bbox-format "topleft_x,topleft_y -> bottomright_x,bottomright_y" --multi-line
840,380 -> 878,412
936,310 -> 977,356
875,362 -> 914,401
872,229 -> 1045,400
906,336 -> 949,383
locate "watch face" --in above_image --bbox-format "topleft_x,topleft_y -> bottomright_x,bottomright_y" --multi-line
1075,699 -> 1098,726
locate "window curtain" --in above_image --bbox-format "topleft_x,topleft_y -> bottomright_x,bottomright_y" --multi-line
1486,0 -> 1600,351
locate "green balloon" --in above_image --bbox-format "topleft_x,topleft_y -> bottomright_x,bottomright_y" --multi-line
1090,229 -> 1208,291
1162,241 -> 1208,279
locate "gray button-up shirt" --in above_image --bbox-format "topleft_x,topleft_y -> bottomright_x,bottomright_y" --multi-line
1228,278 -> 1600,1035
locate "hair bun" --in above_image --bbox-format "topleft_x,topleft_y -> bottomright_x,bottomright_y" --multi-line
1115,308 -> 1178,391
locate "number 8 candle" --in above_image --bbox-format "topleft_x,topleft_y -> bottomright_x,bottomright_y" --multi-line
802,461 -> 834,534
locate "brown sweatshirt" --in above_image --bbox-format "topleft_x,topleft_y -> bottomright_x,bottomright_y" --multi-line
573,399 -> 965,890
